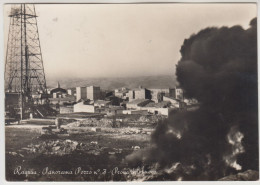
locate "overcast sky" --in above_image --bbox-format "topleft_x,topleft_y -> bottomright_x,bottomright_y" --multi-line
4,3 -> 257,80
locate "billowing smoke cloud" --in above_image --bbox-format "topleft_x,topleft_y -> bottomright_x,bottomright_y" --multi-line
126,18 -> 258,180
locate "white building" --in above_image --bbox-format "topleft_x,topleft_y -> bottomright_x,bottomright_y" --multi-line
163,96 -> 181,108
139,107 -> 175,116
76,86 -> 101,101
76,87 -> 87,101
122,109 -> 148,115
126,99 -> 152,109
74,102 -> 95,113
149,88 -> 175,102
126,90 -> 135,101
175,87 -> 184,100
114,88 -> 128,99
87,86 -> 100,100
67,88 -> 76,96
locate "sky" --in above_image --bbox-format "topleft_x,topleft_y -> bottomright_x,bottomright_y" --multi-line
4,3 -> 257,80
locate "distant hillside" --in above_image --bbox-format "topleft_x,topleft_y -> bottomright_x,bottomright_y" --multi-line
46,75 -> 177,90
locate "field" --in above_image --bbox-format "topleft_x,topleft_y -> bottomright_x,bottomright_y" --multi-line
5,115 -> 163,181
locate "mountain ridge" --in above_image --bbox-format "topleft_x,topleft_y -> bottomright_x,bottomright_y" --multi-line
46,75 -> 177,90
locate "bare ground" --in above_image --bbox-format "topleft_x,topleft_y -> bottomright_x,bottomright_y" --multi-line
5,121 -> 154,181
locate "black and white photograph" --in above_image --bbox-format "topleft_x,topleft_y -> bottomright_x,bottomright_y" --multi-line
2,1 -> 259,182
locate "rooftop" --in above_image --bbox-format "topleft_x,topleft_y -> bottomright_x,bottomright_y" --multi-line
145,101 -> 171,108
127,99 -> 152,105
164,95 -> 181,101
116,89 -> 128,94
94,100 -> 111,104
49,95 -> 76,101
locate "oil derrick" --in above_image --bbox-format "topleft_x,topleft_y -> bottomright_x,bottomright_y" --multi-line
5,4 -> 54,120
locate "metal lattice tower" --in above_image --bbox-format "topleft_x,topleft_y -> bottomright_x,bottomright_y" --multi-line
5,4 -> 48,119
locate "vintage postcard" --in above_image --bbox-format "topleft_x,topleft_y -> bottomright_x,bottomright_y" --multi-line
2,1 -> 259,182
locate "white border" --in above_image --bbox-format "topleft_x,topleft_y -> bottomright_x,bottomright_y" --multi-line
0,0 -> 259,185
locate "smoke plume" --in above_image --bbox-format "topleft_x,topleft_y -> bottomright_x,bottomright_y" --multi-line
126,18 -> 258,180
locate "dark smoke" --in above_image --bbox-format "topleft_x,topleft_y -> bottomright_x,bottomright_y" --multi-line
126,18 -> 258,180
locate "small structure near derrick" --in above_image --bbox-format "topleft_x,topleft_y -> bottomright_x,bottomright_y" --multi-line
41,118 -> 68,137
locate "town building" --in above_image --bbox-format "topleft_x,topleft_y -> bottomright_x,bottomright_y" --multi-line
94,100 -> 111,108
49,95 -> 76,105
123,109 -> 148,115
139,107 -> 175,116
126,90 -> 135,101
114,87 -> 129,99
48,82 -> 77,106
163,96 -> 182,108
184,98 -> 199,106
59,106 -> 74,114
134,86 -> 151,100
76,86 -> 87,101
126,99 -> 153,109
50,82 -> 67,98
138,100 -> 176,116
144,101 -> 171,108
105,106 -> 125,116
87,86 -> 100,100
47,88 -> 52,94
175,87 -> 184,100
76,86 -> 101,101
74,101 -> 96,113
105,96 -> 122,106
149,88 -> 175,102
73,100 -> 124,115
67,88 -> 76,96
